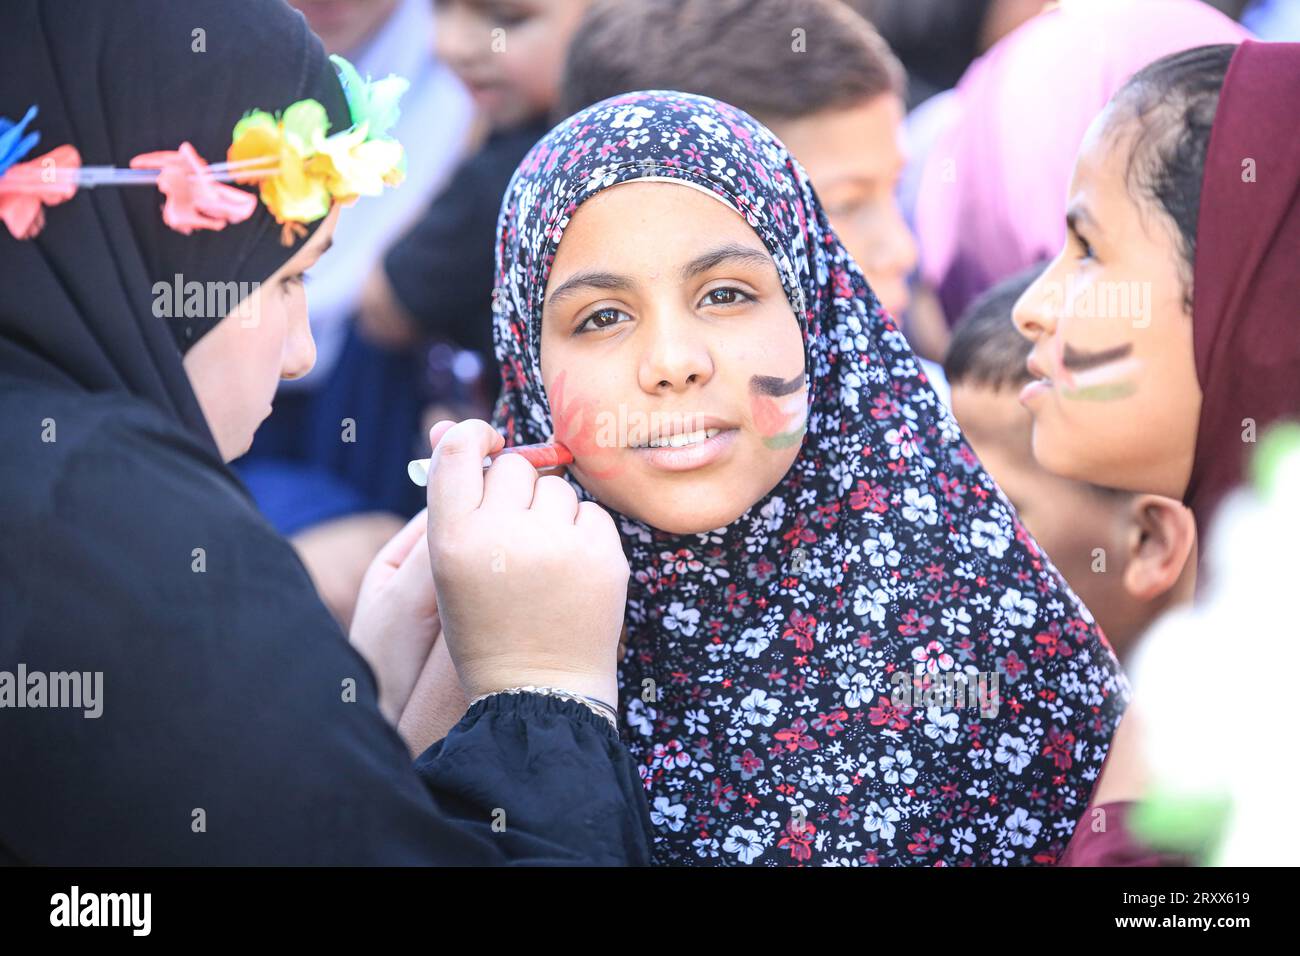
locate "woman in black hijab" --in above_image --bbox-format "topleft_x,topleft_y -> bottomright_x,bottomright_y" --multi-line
0,0 -> 650,865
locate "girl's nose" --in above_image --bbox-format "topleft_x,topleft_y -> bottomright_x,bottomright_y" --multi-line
638,318 -> 714,394
1012,265 -> 1060,344
280,311 -> 317,381
874,200 -> 918,278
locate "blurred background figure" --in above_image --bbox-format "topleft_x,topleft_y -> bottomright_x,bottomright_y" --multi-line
1122,426 -> 1300,865
1240,0 -> 1300,38
905,0 -> 1248,354
847,0 -> 1043,108
288,0 -> 473,382
944,267 -> 1197,663
358,0 -> 593,402
237,0 -> 474,627
845,0 -> 1044,363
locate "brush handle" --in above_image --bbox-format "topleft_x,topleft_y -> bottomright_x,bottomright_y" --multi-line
407,442 -> 574,487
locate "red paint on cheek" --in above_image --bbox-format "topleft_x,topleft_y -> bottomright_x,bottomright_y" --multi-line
751,392 -> 788,437
547,369 -> 625,480
750,387 -> 808,441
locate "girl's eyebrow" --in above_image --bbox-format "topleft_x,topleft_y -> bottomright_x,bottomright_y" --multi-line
680,243 -> 774,281
545,243 -> 773,311
307,235 -> 334,263
546,270 -> 636,310
1066,204 -> 1101,237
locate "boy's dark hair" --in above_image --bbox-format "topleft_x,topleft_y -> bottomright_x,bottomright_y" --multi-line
1111,43 -> 1236,310
559,0 -> 905,122
944,264 -> 1046,391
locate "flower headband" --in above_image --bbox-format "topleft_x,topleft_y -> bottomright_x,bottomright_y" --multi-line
0,55 -> 406,244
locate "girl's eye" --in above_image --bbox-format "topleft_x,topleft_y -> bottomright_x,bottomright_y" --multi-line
700,286 -> 751,308
279,273 -> 309,299
484,3 -> 530,27
1075,235 -> 1096,261
826,196 -> 872,219
576,306 -> 629,334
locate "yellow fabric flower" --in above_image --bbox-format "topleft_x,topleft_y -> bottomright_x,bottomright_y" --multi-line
227,100 -> 332,226
226,60 -> 408,240
306,121 -> 405,205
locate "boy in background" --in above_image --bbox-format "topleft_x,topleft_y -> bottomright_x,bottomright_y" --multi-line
945,267 -> 1196,661
358,0 -> 593,403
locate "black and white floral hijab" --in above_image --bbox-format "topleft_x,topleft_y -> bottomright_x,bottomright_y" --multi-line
491,91 -> 1127,866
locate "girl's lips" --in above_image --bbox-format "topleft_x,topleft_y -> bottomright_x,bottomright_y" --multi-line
464,79 -> 503,104
1019,379 -> 1052,406
632,427 -> 738,472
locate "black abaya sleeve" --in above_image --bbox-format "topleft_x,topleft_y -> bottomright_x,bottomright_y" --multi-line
0,385 -> 652,865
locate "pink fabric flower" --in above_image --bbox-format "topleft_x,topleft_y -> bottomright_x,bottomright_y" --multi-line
0,145 -> 80,239
130,142 -> 256,235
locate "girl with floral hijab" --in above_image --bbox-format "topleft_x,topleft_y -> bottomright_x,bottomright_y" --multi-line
490,90 -> 1127,865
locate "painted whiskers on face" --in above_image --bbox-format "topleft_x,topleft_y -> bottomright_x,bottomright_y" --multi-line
750,372 -> 808,448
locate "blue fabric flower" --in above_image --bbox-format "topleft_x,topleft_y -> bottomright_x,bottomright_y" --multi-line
0,105 -> 41,177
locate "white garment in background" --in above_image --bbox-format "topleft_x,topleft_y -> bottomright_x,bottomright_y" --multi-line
288,0 -> 475,388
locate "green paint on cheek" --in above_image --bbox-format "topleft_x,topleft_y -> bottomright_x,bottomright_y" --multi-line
1062,381 -> 1138,402
762,425 -> 807,449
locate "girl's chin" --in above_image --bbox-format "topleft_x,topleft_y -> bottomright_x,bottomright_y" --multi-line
1029,424 -> 1097,486
598,490 -> 748,535
642,510 -> 745,535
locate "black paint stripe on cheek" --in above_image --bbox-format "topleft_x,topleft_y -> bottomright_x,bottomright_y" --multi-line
1061,342 -> 1134,372
750,372 -> 804,397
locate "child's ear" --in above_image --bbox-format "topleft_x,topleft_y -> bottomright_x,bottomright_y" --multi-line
1121,495 -> 1197,602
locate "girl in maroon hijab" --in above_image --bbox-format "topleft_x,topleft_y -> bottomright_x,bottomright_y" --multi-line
1012,40 -> 1300,864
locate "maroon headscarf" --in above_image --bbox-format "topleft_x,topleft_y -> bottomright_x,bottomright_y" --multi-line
1186,41 -> 1300,541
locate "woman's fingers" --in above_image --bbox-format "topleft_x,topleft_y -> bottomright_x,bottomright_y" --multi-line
530,473 -> 580,523
481,451 -> 538,511
426,420 -> 503,527
374,417 -> 455,571
390,521 -> 436,603
428,419 -> 457,452
576,498 -> 616,531
374,508 -> 429,572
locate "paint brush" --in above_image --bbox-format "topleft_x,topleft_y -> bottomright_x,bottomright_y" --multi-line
407,441 -> 575,487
